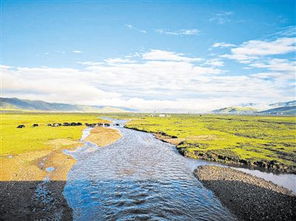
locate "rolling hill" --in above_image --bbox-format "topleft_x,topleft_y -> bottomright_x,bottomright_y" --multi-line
212,106 -> 258,114
258,106 -> 296,115
0,97 -> 134,113
212,101 -> 296,115
269,100 -> 296,108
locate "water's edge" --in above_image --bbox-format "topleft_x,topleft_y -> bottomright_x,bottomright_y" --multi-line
125,125 -> 296,193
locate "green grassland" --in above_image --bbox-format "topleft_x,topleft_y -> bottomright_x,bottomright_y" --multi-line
125,114 -> 296,173
2,112 -> 296,173
0,113 -> 107,155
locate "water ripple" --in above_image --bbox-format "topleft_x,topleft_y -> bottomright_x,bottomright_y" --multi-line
64,120 -> 236,220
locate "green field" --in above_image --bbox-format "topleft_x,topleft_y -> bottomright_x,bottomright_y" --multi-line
124,114 -> 296,173
2,113 -> 296,173
0,113 -> 107,155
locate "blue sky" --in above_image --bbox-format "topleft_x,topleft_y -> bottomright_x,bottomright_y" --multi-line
1,0 -> 295,112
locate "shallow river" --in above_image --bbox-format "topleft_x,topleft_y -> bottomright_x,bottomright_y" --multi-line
64,120 -> 236,220
63,119 -> 296,220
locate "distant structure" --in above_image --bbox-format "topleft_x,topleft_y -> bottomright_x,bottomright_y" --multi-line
158,114 -> 171,117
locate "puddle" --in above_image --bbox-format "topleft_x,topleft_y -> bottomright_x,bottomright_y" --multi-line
46,167 -> 55,173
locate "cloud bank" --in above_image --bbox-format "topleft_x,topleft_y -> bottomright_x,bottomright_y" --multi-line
1,47 -> 294,112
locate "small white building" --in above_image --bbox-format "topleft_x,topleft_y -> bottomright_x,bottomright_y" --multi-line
158,114 -> 171,117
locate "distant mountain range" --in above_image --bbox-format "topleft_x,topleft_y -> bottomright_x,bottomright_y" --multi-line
0,97 -> 134,113
269,100 -> 296,108
259,106 -> 296,115
212,107 -> 258,114
1,97 -> 295,115
212,100 -> 296,115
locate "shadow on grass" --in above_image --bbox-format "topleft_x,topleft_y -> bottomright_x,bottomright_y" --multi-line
0,181 -> 72,221
201,179 -> 296,221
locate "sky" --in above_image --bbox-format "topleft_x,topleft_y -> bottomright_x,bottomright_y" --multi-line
1,0 -> 296,112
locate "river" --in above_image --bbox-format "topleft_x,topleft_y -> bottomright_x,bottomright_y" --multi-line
63,119 -> 295,220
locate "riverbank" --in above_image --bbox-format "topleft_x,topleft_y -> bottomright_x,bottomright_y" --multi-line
0,126 -> 122,220
0,139 -> 80,220
126,127 -> 296,174
0,139 -> 81,181
124,115 -> 296,174
194,165 -> 296,221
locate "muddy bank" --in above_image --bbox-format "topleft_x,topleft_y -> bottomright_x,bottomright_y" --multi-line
181,146 -> 296,174
194,165 -> 296,221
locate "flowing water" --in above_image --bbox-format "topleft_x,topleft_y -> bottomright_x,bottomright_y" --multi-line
64,120 -> 237,220
232,167 -> 296,193
64,119 -> 296,220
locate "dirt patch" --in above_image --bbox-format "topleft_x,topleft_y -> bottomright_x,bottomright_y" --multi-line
187,135 -> 219,141
195,165 -> 296,221
85,126 -> 122,146
154,133 -> 185,146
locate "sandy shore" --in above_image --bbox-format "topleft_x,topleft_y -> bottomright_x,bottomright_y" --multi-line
0,127 -> 121,220
85,126 -> 122,146
194,165 -> 296,221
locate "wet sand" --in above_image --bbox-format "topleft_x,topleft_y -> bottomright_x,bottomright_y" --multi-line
85,126 -> 122,146
194,165 -> 296,221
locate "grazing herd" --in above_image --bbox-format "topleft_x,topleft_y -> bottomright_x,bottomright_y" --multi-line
48,122 -> 83,127
17,122 -> 120,128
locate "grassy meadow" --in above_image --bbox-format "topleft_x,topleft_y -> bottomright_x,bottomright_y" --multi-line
1,112 -> 296,174
0,113 -> 123,182
125,114 -> 296,173
0,113 -> 108,155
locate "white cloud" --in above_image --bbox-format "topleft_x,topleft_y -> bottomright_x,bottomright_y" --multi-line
251,72 -> 295,81
156,29 -> 199,36
125,24 -> 147,33
209,11 -> 233,24
78,61 -> 104,66
125,24 -> 133,29
205,59 -> 224,67
1,66 -> 120,105
72,50 -> 82,54
1,49 -> 293,112
219,37 -> 296,94
222,37 -> 296,62
212,42 -> 235,48
275,26 -> 296,37
250,58 -> 296,74
142,50 -> 202,62
104,58 -> 136,64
